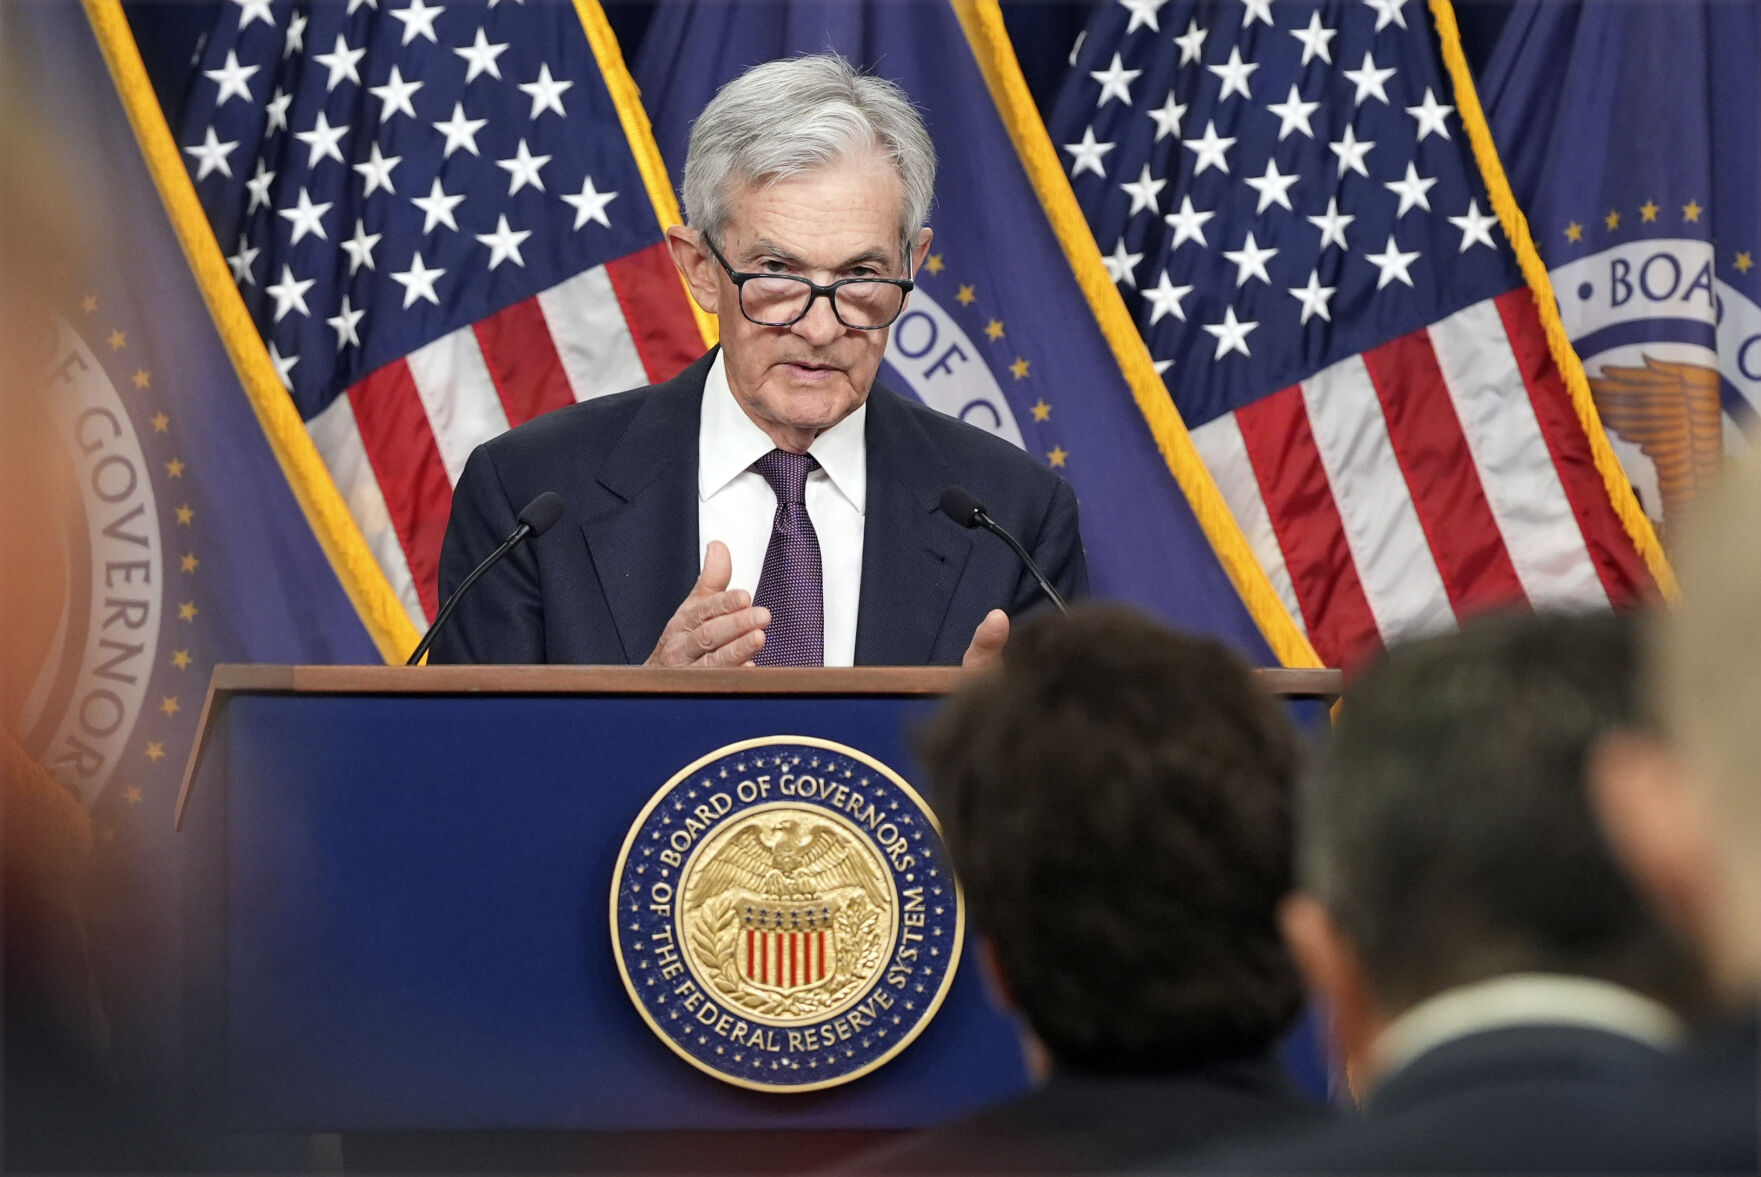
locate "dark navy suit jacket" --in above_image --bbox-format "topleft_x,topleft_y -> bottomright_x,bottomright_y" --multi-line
841,1052 -> 1327,1172
1196,1024 -> 1684,1173
428,350 -> 1088,665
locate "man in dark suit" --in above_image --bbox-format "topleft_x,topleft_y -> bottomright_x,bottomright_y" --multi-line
430,54 -> 1083,668
1200,610 -> 1711,1173
1591,456 -> 1760,1174
845,606 -> 1328,1172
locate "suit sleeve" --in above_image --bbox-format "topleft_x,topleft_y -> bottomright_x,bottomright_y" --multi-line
1017,475 -> 1089,615
427,444 -> 547,664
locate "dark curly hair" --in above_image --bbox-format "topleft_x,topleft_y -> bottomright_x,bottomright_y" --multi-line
918,604 -> 1304,1072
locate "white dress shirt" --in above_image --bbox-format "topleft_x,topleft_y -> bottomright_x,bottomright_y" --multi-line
697,352 -> 866,666
1368,971 -> 1685,1088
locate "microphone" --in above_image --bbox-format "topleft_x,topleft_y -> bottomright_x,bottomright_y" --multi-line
407,491 -> 565,666
938,486 -> 1069,615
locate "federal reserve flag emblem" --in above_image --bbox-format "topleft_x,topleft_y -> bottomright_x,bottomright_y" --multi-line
610,737 -> 963,1091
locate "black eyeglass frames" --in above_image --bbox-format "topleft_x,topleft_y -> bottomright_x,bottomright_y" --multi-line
701,235 -> 915,330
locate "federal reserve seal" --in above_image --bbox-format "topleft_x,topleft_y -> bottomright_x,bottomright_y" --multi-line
610,737 -> 963,1091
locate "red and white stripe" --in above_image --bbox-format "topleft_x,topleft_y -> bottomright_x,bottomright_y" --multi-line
745,928 -> 829,989
306,242 -> 704,624
1191,288 -> 1651,668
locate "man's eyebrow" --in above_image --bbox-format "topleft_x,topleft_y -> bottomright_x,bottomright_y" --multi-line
745,240 -> 898,271
833,247 -> 894,270
744,239 -> 807,267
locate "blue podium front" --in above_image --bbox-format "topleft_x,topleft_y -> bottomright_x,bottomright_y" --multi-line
176,665 -> 1029,1134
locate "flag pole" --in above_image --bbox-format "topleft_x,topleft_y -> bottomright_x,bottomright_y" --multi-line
1428,0 -> 1675,598
81,0 -> 422,662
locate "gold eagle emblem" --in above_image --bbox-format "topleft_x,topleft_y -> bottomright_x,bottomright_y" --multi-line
682,809 -> 894,1022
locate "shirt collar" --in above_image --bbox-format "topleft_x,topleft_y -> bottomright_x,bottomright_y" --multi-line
1369,972 -> 1686,1087
806,398 -> 867,516
697,350 -> 868,514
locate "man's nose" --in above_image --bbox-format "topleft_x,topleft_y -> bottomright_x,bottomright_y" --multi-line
791,291 -> 844,346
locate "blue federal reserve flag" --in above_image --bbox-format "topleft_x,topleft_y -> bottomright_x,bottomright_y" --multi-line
633,0 -> 1319,667
5,0 -> 385,1108
1481,0 -> 1760,532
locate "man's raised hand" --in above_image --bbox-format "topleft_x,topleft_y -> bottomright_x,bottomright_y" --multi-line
645,541 -> 770,666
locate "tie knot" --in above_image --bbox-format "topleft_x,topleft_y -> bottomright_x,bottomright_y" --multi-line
753,449 -> 818,505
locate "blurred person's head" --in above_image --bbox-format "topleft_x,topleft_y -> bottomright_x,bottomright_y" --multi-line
0,65 -> 89,701
919,604 -> 1305,1074
1281,610 -> 1708,1082
0,88 -> 71,372
0,59 -> 110,1077
1593,458 -> 1761,1006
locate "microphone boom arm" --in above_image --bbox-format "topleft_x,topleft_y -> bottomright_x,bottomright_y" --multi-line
974,511 -> 1070,615
405,525 -> 529,666
407,490 -> 564,666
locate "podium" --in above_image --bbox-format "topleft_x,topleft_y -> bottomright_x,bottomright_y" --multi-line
177,665 -> 1341,1140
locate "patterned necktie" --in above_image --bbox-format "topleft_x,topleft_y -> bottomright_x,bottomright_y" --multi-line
750,449 -> 825,667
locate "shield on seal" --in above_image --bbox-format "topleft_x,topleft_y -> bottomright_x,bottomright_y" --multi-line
740,908 -> 837,993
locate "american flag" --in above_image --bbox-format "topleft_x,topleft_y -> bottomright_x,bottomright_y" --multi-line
1051,0 -> 1655,666
177,0 -> 705,626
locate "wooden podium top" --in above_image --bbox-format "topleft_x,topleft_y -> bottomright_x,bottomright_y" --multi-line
180,664 -> 1341,824
202,662 -> 1341,698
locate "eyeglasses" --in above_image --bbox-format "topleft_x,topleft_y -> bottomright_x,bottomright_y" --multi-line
701,235 -> 915,331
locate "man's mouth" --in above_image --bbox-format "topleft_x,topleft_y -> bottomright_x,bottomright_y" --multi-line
783,360 -> 842,378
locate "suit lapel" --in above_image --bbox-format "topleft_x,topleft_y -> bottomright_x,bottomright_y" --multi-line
579,355 -> 710,662
855,387 -> 972,665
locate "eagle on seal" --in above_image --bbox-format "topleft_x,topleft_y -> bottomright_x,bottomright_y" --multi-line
689,818 -> 887,909
1589,354 -> 1725,529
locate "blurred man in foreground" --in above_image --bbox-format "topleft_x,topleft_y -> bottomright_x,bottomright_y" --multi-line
1208,610 -> 1708,1172
1591,457 -> 1761,1171
848,605 -> 1326,1171
0,73 -> 187,1171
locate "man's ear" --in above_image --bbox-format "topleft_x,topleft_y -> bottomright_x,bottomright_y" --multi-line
664,225 -> 720,315
1590,731 -> 1717,954
976,934 -> 1017,1012
1280,893 -> 1383,1100
909,226 -> 934,276
976,935 -> 1053,1082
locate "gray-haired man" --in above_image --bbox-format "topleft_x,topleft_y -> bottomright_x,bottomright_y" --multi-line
1201,610 -> 1711,1172
431,54 -> 1086,668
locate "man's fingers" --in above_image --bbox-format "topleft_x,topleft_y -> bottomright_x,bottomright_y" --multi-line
704,628 -> 766,667
645,542 -> 773,667
691,607 -> 770,654
962,608 -> 1010,671
674,587 -> 752,634
647,604 -> 768,666
691,540 -> 734,597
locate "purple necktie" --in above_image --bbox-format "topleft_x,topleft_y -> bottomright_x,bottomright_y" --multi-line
751,449 -> 824,667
